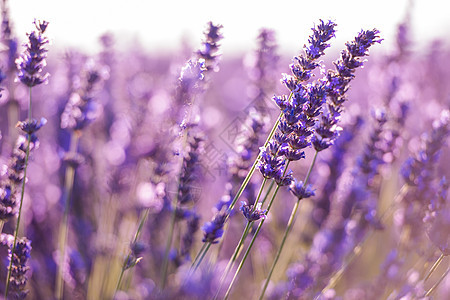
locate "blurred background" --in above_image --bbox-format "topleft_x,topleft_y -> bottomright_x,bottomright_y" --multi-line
1,0 -> 450,299
9,0 -> 450,55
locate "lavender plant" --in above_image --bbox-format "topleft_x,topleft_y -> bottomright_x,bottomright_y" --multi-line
2,19 -> 48,299
57,60 -> 106,300
2,7 -> 450,300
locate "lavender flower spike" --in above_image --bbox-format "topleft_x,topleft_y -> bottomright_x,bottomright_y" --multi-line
313,28 -> 382,151
196,21 -> 223,72
202,212 -> 227,244
6,236 -> 32,299
16,19 -> 49,87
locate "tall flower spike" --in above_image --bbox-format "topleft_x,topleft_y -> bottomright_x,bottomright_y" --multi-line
16,19 -> 49,87
7,237 -> 32,299
313,29 -> 382,151
60,60 -> 107,131
259,20 -> 337,183
196,21 -> 223,72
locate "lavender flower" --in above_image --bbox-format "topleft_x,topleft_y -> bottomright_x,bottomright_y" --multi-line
399,109 -> 450,241
6,236 -> 32,299
177,134 -> 204,205
202,29 -> 278,244
174,59 -> 206,127
240,201 -> 267,222
175,213 -> 200,265
196,21 -> 223,73
123,241 -> 147,270
202,212 -> 227,244
16,19 -> 49,87
259,21 -> 337,183
402,110 -> 450,193
289,179 -> 315,200
60,60 -> 107,131
0,127 -> 44,221
0,67 -> 5,96
313,29 -> 382,151
309,116 -> 363,231
1,2 -> 19,74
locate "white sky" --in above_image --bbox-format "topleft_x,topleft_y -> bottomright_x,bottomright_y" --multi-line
9,0 -> 450,55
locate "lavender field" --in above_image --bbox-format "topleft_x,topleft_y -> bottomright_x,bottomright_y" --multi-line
0,1 -> 449,300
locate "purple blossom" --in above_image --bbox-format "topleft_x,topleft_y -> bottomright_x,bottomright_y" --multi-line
240,201 -> 267,222
196,22 -> 223,72
6,236 -> 32,299
60,61 -> 107,131
16,19 -> 49,87
289,179 -> 315,200
313,28 -> 382,151
202,212 -> 227,244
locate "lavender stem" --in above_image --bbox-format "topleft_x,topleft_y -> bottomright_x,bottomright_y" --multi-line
259,150 -> 319,299
55,131 -> 80,300
5,87 -> 32,299
223,161 -> 290,300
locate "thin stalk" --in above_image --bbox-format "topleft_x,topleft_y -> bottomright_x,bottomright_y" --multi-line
190,110 -> 285,271
5,87 -> 32,298
0,220 -> 4,235
424,253 -> 445,282
55,131 -> 80,300
226,114 -> 282,213
259,150 -> 319,300
114,208 -> 150,295
194,243 -> 211,271
213,166 -> 276,265
190,242 -> 207,269
223,161 -> 290,300
220,177 -> 268,281
160,192 -> 179,288
160,95 -> 201,288
214,177 -> 269,299
424,264 -> 450,297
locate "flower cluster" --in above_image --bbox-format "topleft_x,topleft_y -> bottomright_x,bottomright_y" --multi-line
196,21 -> 223,73
0,119 -> 45,221
8,237 -> 32,298
240,201 -> 267,222
60,60 -> 107,131
313,29 -> 382,151
259,20 -> 337,184
16,19 -> 49,87
202,212 -> 227,244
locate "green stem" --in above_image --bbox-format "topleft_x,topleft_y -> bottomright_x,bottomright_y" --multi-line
160,195 -> 178,289
424,253 -> 445,282
0,220 -> 4,235
5,87 -> 33,299
55,132 -> 80,300
226,114 -> 282,213
191,111 -> 285,271
215,177 -> 268,297
194,242 -> 211,271
223,162 -> 290,300
114,208 -> 150,295
260,180 -> 276,206
190,243 -> 207,269
259,150 -> 319,299
424,264 -> 450,297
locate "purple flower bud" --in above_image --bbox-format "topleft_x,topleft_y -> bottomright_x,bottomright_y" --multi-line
289,179 -> 315,199
16,20 -> 49,87
240,201 -> 267,222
